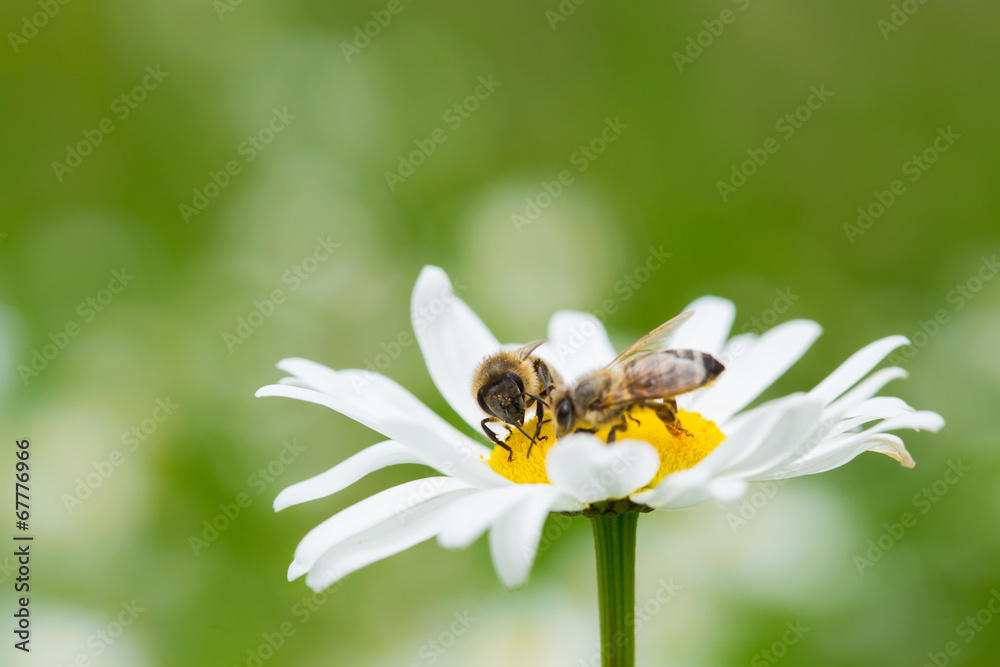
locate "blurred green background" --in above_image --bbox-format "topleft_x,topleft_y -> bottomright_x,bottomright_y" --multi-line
2,0 -> 998,665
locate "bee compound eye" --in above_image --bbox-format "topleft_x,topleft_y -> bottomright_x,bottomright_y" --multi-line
556,400 -> 573,428
503,372 -> 525,395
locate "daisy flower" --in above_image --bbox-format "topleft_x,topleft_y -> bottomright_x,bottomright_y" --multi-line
257,266 -> 942,595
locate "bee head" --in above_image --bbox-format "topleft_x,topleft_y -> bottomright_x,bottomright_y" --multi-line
551,388 -> 575,437
477,372 -> 527,424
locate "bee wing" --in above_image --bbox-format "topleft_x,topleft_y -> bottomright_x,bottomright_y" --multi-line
513,339 -> 546,361
608,311 -> 694,368
592,349 -> 723,410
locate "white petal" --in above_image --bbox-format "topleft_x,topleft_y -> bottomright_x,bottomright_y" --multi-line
489,487 -> 564,588
688,320 -> 822,424
274,441 -> 422,512
634,470 -> 752,509
536,310 -> 617,383
823,367 -> 908,419
437,485 -> 564,549
687,394 -> 804,476
288,560 -> 309,581
765,410 -> 943,478
836,396 -> 914,425
545,434 -> 660,503
276,358 -> 438,424
256,385 -> 505,489
630,471 -> 715,509
303,487 -> 478,591
809,335 -> 910,404
680,331 -> 756,411
411,266 -> 501,431
384,419 -> 512,489
721,396 -> 826,479
668,296 -> 737,356
706,478 -> 749,504
634,393 -> 827,508
273,358 -> 489,458
292,477 -> 471,571
866,434 -> 915,468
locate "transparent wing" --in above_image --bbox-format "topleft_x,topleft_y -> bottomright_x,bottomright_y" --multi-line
608,310 -> 694,368
593,350 -> 717,410
513,339 -> 546,361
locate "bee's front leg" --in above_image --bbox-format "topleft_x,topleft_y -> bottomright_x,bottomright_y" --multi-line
481,418 -> 514,461
526,400 -> 546,457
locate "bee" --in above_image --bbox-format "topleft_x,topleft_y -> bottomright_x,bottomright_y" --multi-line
472,341 -> 562,460
549,311 -> 725,442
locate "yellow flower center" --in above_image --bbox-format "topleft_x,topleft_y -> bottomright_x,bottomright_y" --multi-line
488,406 -> 726,488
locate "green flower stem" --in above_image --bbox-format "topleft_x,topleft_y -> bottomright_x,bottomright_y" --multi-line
591,510 -> 638,667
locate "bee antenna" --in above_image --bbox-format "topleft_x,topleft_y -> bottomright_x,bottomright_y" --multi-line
520,392 -> 548,407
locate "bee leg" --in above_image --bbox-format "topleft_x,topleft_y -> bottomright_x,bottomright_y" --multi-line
665,422 -> 691,437
535,419 -> 552,443
510,421 -> 543,456
606,417 -> 630,444
649,400 -> 690,437
481,419 -> 514,461
520,391 -> 548,408
526,400 -> 546,458
627,412 -> 643,427
535,360 -> 558,397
